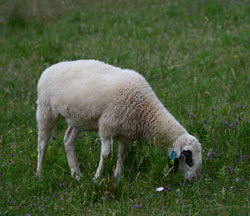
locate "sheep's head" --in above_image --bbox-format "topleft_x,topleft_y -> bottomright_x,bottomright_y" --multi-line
169,134 -> 202,182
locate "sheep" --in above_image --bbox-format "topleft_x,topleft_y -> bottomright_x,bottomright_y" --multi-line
36,60 -> 202,182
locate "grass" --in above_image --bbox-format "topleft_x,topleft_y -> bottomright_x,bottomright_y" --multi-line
0,0 -> 249,215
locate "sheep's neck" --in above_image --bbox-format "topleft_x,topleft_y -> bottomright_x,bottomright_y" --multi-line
148,105 -> 187,148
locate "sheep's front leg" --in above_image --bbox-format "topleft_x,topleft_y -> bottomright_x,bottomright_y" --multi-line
114,142 -> 127,178
94,137 -> 112,180
64,126 -> 81,180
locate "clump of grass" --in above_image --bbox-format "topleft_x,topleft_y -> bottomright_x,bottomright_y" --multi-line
7,6 -> 27,28
0,0 -> 249,215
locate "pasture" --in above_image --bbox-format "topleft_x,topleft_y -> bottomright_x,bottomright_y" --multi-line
0,0 -> 249,215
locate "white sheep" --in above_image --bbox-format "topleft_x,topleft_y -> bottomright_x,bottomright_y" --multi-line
36,60 -> 202,182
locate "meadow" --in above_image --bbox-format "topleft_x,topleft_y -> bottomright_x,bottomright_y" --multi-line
0,0 -> 249,215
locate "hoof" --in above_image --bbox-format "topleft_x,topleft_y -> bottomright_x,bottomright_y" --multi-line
114,170 -> 122,179
36,171 -> 42,179
72,172 -> 82,181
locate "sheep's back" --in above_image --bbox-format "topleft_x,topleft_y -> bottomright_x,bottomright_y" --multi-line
37,60 -> 155,130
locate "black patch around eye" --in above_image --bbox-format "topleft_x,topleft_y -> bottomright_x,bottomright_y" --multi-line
183,150 -> 193,167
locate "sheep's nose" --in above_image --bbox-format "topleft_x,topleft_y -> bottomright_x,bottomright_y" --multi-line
189,176 -> 195,182
187,175 -> 198,183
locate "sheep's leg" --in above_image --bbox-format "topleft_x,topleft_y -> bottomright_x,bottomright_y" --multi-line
36,128 -> 52,178
36,105 -> 58,178
94,136 -> 112,180
64,126 -> 81,180
114,142 -> 127,178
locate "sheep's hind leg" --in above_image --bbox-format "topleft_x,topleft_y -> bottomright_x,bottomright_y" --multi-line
36,105 -> 58,178
64,126 -> 81,180
114,141 -> 127,178
94,136 -> 112,180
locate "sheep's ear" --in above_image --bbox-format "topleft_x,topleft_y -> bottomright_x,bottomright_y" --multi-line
173,144 -> 182,158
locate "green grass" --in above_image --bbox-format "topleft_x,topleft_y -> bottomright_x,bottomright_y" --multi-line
0,0 -> 249,215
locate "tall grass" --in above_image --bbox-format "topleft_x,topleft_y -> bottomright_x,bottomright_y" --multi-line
0,0 -> 249,215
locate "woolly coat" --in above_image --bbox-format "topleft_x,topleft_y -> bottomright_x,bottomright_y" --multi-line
37,60 -> 186,147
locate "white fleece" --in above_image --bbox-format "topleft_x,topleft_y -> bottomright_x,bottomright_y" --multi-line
36,60 -> 202,182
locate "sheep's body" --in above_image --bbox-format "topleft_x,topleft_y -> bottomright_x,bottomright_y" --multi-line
36,60 -> 202,182
37,60 -> 185,141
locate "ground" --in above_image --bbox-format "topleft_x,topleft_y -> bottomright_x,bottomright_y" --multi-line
0,0 -> 249,215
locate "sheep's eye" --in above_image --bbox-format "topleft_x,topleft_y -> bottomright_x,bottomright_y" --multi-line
183,150 -> 193,167
179,155 -> 184,160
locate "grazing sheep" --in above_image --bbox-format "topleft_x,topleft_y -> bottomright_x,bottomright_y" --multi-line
36,60 -> 202,182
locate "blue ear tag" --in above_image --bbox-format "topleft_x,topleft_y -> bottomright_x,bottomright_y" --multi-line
169,150 -> 177,166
